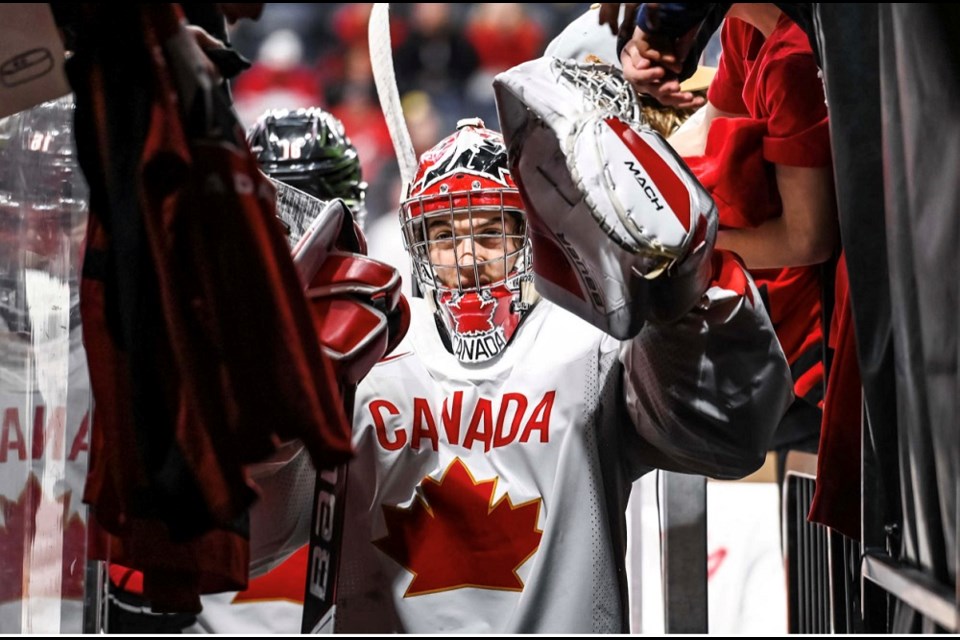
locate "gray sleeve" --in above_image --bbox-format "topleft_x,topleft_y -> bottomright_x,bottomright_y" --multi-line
247,442 -> 317,576
620,261 -> 793,479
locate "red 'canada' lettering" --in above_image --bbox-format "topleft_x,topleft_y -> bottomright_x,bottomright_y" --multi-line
441,391 -> 463,444
493,393 -> 527,448
68,413 -> 90,461
371,400 -> 403,450
32,406 -> 64,460
2,408 -> 25,463
367,391 -> 556,453
520,391 -> 555,443
1,407 -> 90,463
412,398 -> 439,451
462,398 -> 493,452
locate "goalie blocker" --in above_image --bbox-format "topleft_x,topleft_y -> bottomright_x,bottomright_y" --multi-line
276,184 -> 409,633
494,57 -> 718,337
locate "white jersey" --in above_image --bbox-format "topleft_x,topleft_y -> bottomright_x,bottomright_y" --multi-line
190,581 -> 305,634
337,298 -> 629,633
246,269 -> 791,634
0,325 -> 92,634
196,299 -> 621,634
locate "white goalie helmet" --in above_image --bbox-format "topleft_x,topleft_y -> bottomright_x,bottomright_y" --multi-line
399,119 -> 537,364
494,58 -> 718,338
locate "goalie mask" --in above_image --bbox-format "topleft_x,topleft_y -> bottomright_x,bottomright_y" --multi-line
400,119 -> 536,364
247,107 -> 368,229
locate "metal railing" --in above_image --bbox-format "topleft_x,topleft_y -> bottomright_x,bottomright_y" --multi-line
661,471 -> 708,633
860,552 -> 958,632
783,451 -> 834,633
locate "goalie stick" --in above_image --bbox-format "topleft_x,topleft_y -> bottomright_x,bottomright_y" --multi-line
369,2 -> 421,301
369,3 -> 418,190
299,438 -> 349,634
271,178 -> 351,634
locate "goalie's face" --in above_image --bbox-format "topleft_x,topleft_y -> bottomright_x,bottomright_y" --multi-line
425,210 -> 522,290
400,120 -> 538,364
420,207 -> 530,364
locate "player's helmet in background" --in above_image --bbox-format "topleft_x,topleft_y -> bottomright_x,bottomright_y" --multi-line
0,96 -> 88,338
247,107 -> 368,227
399,118 -> 536,364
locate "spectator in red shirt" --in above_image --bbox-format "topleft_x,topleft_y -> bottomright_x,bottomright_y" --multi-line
666,4 -> 838,459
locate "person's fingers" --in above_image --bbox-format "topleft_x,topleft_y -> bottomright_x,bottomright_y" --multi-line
656,78 -> 682,94
641,34 -> 681,68
632,61 -> 666,83
597,3 -> 623,35
622,42 -> 650,75
669,98 -> 704,109
621,40 -> 641,68
652,86 -> 704,109
632,27 -> 679,71
620,43 -> 635,71
625,67 -> 666,87
185,24 -> 226,51
676,95 -> 707,109
635,37 -> 658,61
622,60 -> 647,85
622,49 -> 667,93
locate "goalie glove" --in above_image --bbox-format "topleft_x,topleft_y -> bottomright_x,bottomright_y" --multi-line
277,184 -> 410,385
494,57 -> 717,338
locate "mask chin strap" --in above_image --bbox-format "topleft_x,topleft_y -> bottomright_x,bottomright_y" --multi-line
519,279 -> 541,310
424,290 -> 438,313
509,233 -> 539,312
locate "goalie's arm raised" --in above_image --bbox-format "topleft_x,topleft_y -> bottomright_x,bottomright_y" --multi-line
618,250 -> 792,479
496,56 -> 792,479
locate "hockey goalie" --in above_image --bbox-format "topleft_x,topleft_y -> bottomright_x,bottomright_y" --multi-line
249,58 -> 792,633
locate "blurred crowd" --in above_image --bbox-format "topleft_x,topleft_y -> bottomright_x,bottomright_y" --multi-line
226,3 -> 590,224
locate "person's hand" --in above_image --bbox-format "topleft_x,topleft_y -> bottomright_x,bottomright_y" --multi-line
184,24 -> 252,81
602,3 -> 702,105
183,25 -> 225,82
600,4 -> 685,72
620,28 -> 705,109
629,4 -> 701,76
186,24 -> 226,51
598,3 -> 642,65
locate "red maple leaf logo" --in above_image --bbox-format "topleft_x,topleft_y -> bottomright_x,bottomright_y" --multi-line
0,474 -> 86,603
374,458 -> 542,596
447,293 -> 497,335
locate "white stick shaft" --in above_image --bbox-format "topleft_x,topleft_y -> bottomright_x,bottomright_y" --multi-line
369,3 -> 418,189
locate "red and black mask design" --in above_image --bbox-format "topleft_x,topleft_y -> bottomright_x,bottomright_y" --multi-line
399,119 -> 536,363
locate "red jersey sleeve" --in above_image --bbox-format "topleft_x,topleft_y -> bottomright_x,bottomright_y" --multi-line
760,53 -> 832,167
707,20 -> 750,115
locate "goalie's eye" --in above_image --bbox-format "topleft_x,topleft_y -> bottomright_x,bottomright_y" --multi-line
428,226 -> 455,243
